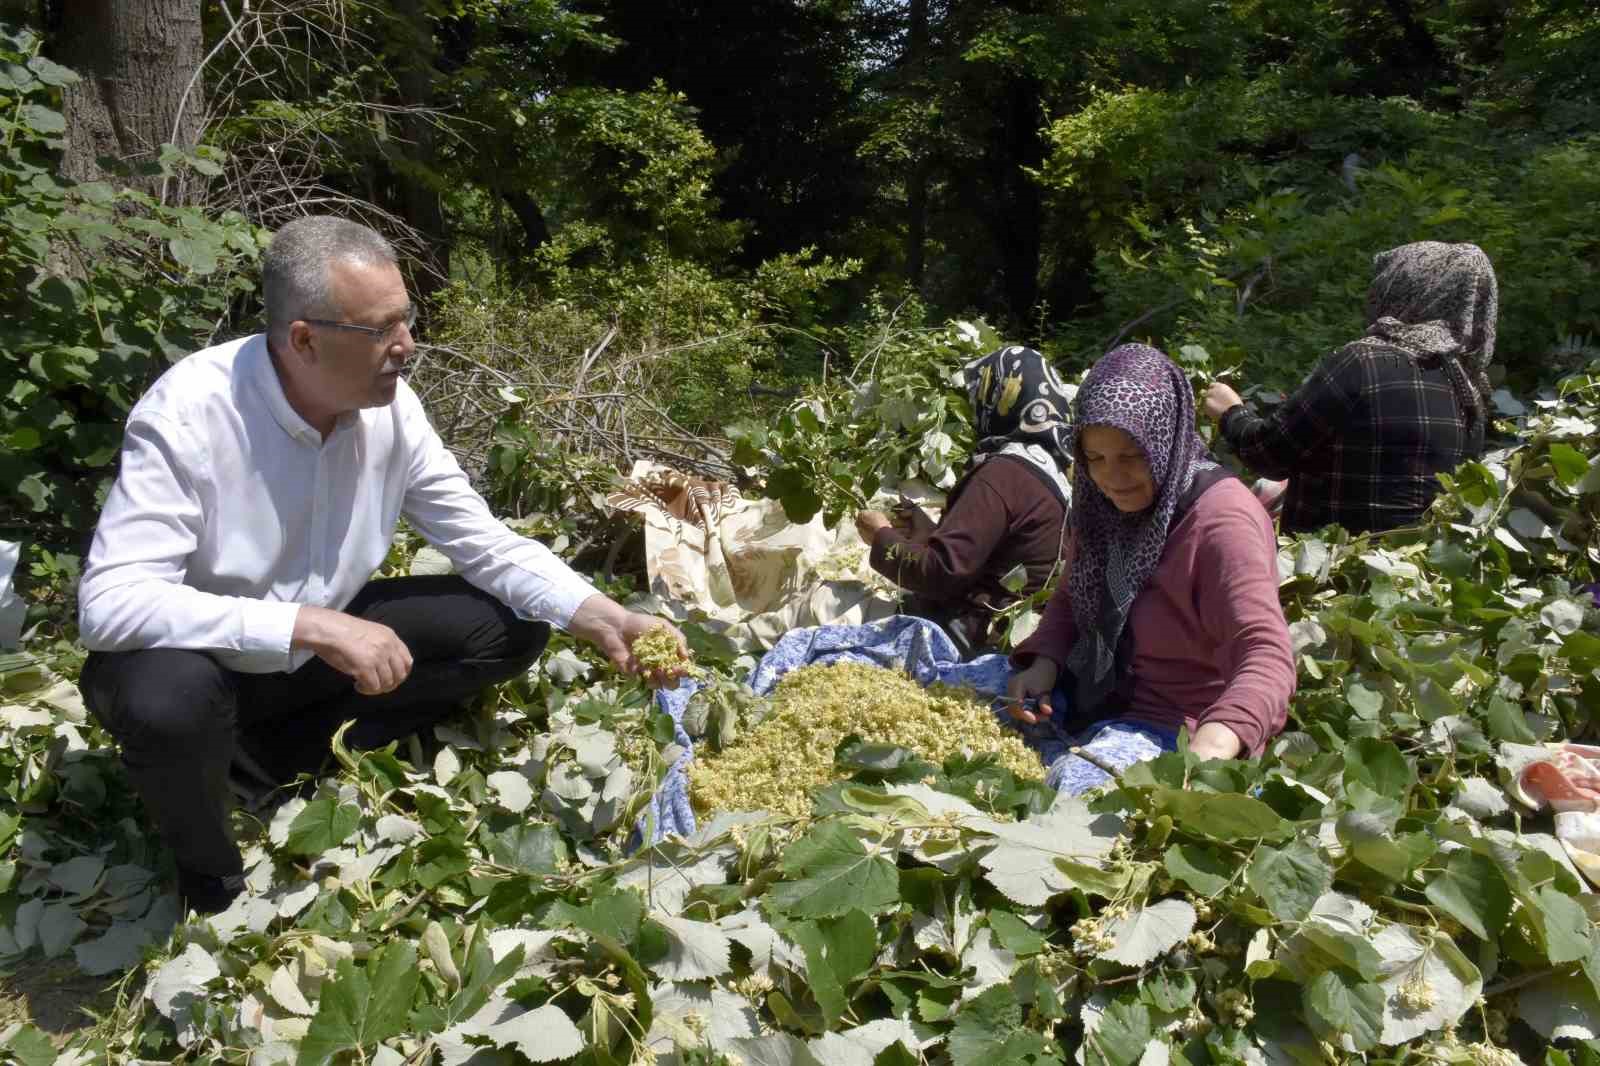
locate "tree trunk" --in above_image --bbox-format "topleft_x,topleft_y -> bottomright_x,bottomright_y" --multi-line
904,0 -> 929,291
55,0 -> 205,201
386,0 -> 450,296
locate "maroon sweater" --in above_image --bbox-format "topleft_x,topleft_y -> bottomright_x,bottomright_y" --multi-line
1011,477 -> 1294,756
869,455 -> 1067,650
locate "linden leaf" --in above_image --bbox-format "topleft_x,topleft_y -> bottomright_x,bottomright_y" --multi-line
481,1003 -> 585,1062
766,821 -> 900,918
1247,839 -> 1333,923
652,913 -> 733,981
975,796 -> 1123,907
1099,899 -> 1195,968
1373,926 -> 1481,1045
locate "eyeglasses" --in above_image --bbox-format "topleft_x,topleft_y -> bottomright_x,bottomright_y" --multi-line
303,305 -> 417,343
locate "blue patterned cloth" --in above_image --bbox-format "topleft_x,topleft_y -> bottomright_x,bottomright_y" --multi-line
632,615 -> 1176,845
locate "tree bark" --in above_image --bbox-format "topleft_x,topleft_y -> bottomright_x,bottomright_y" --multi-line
55,0 -> 205,200
904,0 -> 929,291
386,0 -> 449,296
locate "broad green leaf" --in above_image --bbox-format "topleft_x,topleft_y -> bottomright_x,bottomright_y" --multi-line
652,913 -> 732,981
767,820 -> 900,918
1343,738 -> 1412,798
0,1024 -> 54,1066
948,984 -> 1064,1066
1142,969 -> 1197,1013
1100,899 -> 1195,967
1537,885 -> 1594,965
19,103 -> 64,134
169,233 -> 223,275
1372,926 -> 1482,1044
1083,996 -> 1152,1066
488,823 -> 566,874
1150,789 -> 1290,842
1423,850 -> 1511,940
1247,839 -> 1332,922
297,941 -> 421,1066
1549,443 -> 1590,487
1163,843 -> 1231,896
987,910 -> 1046,956
1304,970 -> 1384,1051
782,909 -> 877,1028
974,797 -> 1124,906
284,796 -> 360,856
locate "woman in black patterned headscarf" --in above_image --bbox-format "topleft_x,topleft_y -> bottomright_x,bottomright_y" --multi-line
856,346 -> 1072,656
1203,241 -> 1499,534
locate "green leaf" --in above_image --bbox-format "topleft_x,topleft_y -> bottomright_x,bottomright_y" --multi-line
297,941 -> 420,1066
1151,790 -> 1290,842
1101,899 -> 1196,967
26,55 -> 77,86
767,820 -> 900,918
1423,850 -> 1511,941
1343,738 -> 1412,798
1247,839 -> 1333,922
488,823 -> 567,873
1141,969 -> 1196,1013
987,910 -> 1046,956
1303,970 -> 1383,1051
1537,885 -> 1594,965
283,797 -> 361,856
1163,843 -> 1232,896
948,984 -> 1064,1066
767,465 -> 824,524
169,233 -> 223,275
1549,443 -> 1590,487
0,1022 -> 56,1066
782,909 -> 876,1028
1084,997 -> 1152,1066
19,103 -> 64,135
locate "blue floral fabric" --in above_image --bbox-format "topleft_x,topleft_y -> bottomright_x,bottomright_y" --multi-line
633,615 -> 1176,846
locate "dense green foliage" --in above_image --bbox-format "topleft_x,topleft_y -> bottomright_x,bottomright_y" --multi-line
0,25 -> 259,546
6,363 -> 1600,1063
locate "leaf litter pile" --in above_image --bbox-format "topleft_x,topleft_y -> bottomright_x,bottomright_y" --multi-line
689,660 -> 1039,817
6,367 -> 1600,1063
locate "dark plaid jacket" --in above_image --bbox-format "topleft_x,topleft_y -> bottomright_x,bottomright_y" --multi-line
1220,346 -> 1484,535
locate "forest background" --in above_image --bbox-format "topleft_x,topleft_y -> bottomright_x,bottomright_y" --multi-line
3,0 -> 1599,591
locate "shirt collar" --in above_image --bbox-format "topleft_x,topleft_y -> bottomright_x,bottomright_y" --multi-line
248,334 -> 359,445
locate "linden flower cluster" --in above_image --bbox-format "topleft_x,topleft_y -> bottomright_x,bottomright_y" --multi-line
630,625 -> 701,677
688,661 -> 1040,816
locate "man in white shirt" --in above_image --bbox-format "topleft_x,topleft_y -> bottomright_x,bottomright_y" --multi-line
77,216 -> 684,912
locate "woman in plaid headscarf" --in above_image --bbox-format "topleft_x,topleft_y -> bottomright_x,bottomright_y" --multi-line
1007,344 -> 1295,795
1204,241 -> 1499,534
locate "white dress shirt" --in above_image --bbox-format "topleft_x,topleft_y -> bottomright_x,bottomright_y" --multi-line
78,334 -> 599,673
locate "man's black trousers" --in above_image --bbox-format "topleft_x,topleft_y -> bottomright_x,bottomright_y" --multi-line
79,576 -> 549,879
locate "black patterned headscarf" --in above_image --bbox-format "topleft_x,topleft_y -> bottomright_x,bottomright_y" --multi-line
1063,344 -> 1217,714
1356,241 -> 1499,427
959,345 -> 1074,505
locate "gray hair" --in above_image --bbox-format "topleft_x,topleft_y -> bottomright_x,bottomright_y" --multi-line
262,216 -> 398,341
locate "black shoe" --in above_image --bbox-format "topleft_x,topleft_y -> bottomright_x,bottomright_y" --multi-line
178,869 -> 246,915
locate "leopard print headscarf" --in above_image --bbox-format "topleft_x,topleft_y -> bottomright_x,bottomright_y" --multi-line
1356,241 -> 1499,426
1063,344 -> 1216,715
960,345 -> 1074,506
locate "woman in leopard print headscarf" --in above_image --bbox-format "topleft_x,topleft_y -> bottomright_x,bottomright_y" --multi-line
1004,344 -> 1295,795
856,346 -> 1072,657
1204,241 -> 1499,534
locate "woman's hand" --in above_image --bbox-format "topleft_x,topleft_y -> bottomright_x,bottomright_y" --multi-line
1202,382 -> 1244,421
1188,721 -> 1244,760
1006,657 -> 1060,724
854,510 -> 892,541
